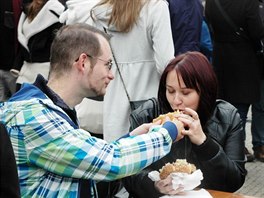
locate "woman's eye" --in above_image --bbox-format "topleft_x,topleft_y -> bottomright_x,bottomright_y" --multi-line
168,89 -> 175,94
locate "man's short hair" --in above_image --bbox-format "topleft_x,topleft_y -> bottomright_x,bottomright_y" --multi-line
49,23 -> 110,77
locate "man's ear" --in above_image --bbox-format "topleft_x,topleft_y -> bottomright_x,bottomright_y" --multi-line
75,53 -> 89,71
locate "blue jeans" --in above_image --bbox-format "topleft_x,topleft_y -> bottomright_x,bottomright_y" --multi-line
232,103 -> 250,141
251,80 -> 264,148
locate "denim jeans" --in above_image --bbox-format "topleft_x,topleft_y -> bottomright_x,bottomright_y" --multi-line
232,103 -> 251,141
251,80 -> 264,148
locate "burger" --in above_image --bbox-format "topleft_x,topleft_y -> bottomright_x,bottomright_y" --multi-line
159,159 -> 196,180
153,110 -> 182,124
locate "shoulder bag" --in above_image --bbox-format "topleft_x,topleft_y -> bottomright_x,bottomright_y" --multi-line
104,28 -> 148,111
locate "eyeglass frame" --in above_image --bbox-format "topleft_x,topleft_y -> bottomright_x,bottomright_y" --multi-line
75,53 -> 113,70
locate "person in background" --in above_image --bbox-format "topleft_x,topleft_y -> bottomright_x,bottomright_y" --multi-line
252,80 -> 264,162
167,0 -> 203,55
0,23 -> 184,198
0,0 -> 22,102
200,19 -> 213,62
123,52 -> 246,197
199,0 -> 213,62
251,0 -> 264,162
10,0 -> 65,90
205,0 -> 264,162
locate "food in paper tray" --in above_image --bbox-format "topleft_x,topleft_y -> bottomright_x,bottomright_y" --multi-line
159,159 -> 196,179
148,159 -> 203,192
153,110 -> 182,124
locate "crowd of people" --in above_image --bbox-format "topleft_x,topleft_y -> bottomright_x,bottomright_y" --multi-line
0,0 -> 263,197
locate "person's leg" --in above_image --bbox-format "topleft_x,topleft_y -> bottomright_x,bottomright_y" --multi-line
0,72 -> 7,102
233,103 -> 250,139
232,103 -> 254,162
0,70 -> 7,102
0,70 -> 16,102
5,70 -> 17,97
251,80 -> 264,162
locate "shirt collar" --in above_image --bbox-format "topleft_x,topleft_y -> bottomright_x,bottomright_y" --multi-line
33,74 -> 78,125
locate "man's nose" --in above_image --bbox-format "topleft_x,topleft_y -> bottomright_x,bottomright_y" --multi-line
108,70 -> 114,80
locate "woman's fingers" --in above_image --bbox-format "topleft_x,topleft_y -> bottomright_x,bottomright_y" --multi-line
155,177 -> 184,195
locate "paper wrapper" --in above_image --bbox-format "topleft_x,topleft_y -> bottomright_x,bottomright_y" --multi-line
160,189 -> 212,198
148,169 -> 203,191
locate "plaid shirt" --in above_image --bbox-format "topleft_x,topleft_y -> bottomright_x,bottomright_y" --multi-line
0,78 -> 173,197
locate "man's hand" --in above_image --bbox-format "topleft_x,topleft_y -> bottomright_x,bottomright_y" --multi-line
172,119 -> 184,141
163,115 -> 184,142
130,120 -> 162,136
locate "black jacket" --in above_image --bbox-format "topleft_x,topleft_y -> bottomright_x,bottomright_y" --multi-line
123,99 -> 246,197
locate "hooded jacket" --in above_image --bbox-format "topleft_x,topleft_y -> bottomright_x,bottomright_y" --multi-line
0,75 -> 177,197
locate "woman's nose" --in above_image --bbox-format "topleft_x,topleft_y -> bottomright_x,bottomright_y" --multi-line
173,93 -> 182,105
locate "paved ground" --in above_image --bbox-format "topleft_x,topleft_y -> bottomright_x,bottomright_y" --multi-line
235,110 -> 264,198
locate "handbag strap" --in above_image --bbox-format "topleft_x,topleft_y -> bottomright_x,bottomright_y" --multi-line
214,0 -> 248,39
103,28 -> 131,102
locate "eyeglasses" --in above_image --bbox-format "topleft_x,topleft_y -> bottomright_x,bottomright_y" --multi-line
75,53 -> 113,70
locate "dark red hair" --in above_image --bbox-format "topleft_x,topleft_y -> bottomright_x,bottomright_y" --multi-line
158,51 -> 218,126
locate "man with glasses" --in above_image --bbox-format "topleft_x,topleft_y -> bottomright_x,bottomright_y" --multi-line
0,24 -> 183,197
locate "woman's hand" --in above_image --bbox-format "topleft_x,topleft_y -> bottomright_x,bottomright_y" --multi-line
177,108 -> 206,145
154,175 -> 184,195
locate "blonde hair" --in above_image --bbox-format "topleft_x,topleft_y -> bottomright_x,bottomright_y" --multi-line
94,0 -> 147,32
26,0 -> 47,21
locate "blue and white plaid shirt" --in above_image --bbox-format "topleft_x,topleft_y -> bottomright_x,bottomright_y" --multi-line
0,76 -> 175,197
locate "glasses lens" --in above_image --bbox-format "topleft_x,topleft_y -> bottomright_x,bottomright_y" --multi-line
108,60 -> 113,70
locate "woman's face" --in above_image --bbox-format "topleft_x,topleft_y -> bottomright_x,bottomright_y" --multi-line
166,70 -> 200,112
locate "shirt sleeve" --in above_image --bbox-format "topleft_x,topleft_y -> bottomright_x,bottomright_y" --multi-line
24,106 -> 173,181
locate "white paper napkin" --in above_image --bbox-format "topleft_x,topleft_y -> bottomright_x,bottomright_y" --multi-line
148,169 -> 203,192
160,188 -> 212,198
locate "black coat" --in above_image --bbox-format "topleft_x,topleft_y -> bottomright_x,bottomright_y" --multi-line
0,0 -> 21,70
205,0 -> 264,103
167,0 -> 203,55
123,99 -> 246,197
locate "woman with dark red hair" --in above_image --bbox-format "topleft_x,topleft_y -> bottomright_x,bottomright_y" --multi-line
123,51 -> 247,197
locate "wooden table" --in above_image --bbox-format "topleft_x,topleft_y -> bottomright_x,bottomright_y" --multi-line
207,189 -> 257,198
